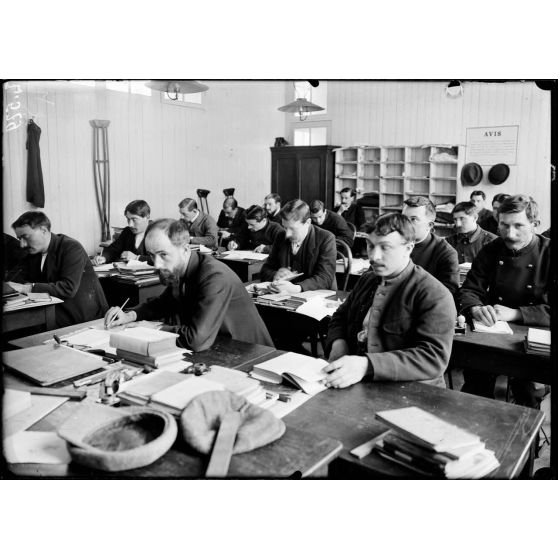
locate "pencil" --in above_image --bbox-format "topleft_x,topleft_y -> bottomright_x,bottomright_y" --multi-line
106,297 -> 130,329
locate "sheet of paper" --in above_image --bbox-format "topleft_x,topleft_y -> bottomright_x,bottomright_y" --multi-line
2,395 -> 68,439
295,297 -> 338,321
63,328 -> 112,349
93,263 -> 115,272
221,250 -> 268,261
3,431 -> 72,464
472,320 -> 513,334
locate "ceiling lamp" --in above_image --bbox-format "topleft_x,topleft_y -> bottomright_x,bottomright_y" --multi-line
445,80 -> 463,98
146,80 -> 209,100
278,98 -> 325,121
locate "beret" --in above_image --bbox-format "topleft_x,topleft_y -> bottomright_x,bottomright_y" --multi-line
488,163 -> 510,185
58,404 -> 177,472
460,163 -> 483,186
180,391 -> 286,455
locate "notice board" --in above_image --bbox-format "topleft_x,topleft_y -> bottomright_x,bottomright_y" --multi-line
465,126 -> 519,165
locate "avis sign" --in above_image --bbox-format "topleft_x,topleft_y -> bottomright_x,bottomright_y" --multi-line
465,125 -> 519,165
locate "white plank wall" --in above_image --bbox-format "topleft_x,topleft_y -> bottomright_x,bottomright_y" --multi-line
319,80 -> 550,230
2,81 -> 285,253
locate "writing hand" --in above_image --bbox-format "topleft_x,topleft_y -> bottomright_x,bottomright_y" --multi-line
269,280 -> 301,294
92,254 -> 106,265
471,305 -> 497,327
253,244 -> 266,253
273,267 -> 293,281
322,355 -> 369,389
7,281 -> 31,294
104,307 -> 136,329
120,251 -> 138,261
227,241 -> 238,251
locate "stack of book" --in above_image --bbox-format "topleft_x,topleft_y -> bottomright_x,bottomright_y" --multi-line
373,406 -> 500,479
524,328 -> 551,356
113,261 -> 161,286
118,365 -> 275,416
110,327 -> 189,368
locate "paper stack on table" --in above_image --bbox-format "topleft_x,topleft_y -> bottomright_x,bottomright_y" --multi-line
221,250 -> 268,261
524,328 -> 551,355
472,319 -> 513,334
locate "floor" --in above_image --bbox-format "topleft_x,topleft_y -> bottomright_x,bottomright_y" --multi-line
305,340 -> 551,477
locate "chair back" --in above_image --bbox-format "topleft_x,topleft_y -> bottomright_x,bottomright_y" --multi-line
336,239 -> 353,291
346,221 -> 357,239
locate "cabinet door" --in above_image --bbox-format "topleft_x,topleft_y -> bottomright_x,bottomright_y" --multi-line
299,155 -> 323,203
274,156 -> 299,202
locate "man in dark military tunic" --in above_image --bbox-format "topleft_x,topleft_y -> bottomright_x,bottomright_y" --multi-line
457,195 -> 550,408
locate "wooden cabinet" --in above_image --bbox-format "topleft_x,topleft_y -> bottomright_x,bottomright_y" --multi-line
270,145 -> 340,207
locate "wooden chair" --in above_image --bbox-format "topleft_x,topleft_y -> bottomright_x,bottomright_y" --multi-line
336,239 -> 353,291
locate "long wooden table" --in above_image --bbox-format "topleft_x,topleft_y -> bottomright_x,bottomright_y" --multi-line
2,297 -> 63,334
4,323 -> 341,479
5,320 -> 545,479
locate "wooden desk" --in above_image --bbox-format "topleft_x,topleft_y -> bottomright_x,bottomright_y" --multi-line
284,380 -> 544,479
450,323 -> 551,384
2,297 -> 63,334
215,255 -> 266,282
5,325 -> 341,479
99,275 -> 165,307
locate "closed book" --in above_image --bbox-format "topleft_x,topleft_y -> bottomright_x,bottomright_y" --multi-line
375,407 -> 482,454
116,348 -> 188,367
251,352 -> 328,395
150,376 -> 224,415
110,327 -> 178,356
118,370 -> 187,405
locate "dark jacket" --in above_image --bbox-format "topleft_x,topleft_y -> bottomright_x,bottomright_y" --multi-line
411,232 -> 459,294
445,226 -> 497,264
326,264 -> 455,386
316,210 -> 354,248
101,224 -> 152,264
19,233 -> 108,328
334,202 -> 365,230
260,225 -> 337,291
3,233 -> 26,280
240,220 -> 284,253
186,213 -> 218,249
477,208 -> 498,235
457,234 -> 550,326
268,211 -> 283,226
217,207 -> 248,240
133,251 -> 273,352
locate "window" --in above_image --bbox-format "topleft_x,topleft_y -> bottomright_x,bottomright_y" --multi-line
106,80 -> 151,96
292,121 -> 331,146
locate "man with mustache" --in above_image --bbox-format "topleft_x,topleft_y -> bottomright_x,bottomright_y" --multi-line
103,218 -> 273,352
8,211 -> 108,328
322,212 -> 455,389
457,194 -> 550,407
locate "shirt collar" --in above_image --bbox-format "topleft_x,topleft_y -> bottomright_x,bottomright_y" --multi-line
380,260 -> 413,287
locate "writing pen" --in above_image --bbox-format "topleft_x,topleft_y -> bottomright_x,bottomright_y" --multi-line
106,297 -> 130,329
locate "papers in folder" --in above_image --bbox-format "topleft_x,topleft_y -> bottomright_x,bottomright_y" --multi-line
221,250 -> 268,261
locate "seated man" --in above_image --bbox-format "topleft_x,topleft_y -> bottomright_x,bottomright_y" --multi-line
402,196 -> 459,294
227,204 -> 284,253
104,219 -> 273,352
323,213 -> 456,389
457,194 -> 550,408
260,199 -> 337,293
3,232 -> 26,280
9,211 -> 108,328
334,187 -> 365,230
217,197 -> 248,245
93,199 -> 152,265
178,198 -> 218,249
445,201 -> 497,263
469,190 -> 494,233
482,192 -> 510,235
309,199 -> 354,248
263,193 -> 283,225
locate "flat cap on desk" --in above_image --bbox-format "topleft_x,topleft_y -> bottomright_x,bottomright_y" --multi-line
180,391 -> 285,455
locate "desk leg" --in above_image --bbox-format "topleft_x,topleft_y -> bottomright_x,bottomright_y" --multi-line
45,305 -> 57,330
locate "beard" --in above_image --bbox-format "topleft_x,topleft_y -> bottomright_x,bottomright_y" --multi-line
158,269 -> 179,286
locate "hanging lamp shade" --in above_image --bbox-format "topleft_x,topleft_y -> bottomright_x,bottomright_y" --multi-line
146,80 -> 209,98
277,97 -> 325,120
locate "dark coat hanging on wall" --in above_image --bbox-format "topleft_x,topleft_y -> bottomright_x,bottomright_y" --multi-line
26,119 -> 45,207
